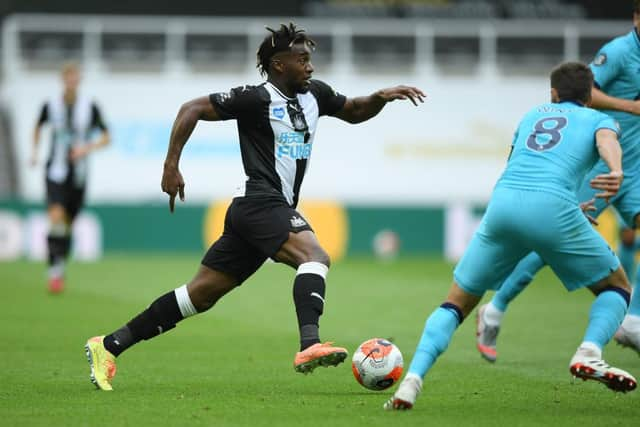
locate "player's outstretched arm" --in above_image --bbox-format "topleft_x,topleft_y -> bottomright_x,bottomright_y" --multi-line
590,128 -> 623,202
162,96 -> 221,212
31,104 -> 48,167
591,87 -> 640,115
31,124 -> 42,167
334,85 -> 425,124
70,130 -> 111,162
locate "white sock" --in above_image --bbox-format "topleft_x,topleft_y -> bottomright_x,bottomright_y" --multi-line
577,341 -> 602,359
175,284 -> 198,318
483,302 -> 504,327
621,314 -> 640,331
404,372 -> 423,383
296,262 -> 329,279
48,259 -> 65,279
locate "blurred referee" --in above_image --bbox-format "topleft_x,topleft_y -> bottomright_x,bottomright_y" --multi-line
30,63 -> 110,293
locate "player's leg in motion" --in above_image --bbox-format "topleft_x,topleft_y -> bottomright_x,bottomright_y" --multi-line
273,230 -> 348,374
85,265 -> 239,390
477,252 -> 546,362
617,227 -> 636,281
384,282 -> 482,410
570,267 -> 637,392
614,214 -> 640,354
617,279 -> 640,354
46,203 -> 71,293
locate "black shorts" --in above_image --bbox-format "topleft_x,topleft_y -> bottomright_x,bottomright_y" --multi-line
46,178 -> 85,220
202,196 -> 313,284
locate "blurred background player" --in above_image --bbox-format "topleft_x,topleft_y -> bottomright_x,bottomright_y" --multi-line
83,23 -> 425,391
30,62 -> 110,293
477,0 -> 640,362
386,62 -> 635,411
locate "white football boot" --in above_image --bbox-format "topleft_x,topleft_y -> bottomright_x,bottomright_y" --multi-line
613,322 -> 640,356
383,374 -> 423,410
569,345 -> 637,393
476,304 -> 500,362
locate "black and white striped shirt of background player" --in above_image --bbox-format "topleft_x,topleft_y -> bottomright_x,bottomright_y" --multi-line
210,79 -> 346,209
37,95 -> 108,188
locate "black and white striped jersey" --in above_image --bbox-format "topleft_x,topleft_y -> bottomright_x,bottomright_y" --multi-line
209,79 -> 346,208
38,96 -> 107,187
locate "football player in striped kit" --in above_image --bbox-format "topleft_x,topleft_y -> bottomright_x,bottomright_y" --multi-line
31,63 -> 110,293
84,23 -> 425,391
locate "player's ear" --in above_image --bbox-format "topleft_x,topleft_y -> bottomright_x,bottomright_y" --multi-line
271,59 -> 285,74
550,87 -> 559,103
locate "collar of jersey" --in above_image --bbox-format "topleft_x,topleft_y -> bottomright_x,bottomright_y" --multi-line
558,100 -> 582,107
633,28 -> 640,49
267,81 -> 297,101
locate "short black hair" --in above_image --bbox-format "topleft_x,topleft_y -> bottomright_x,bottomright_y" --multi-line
635,0 -> 640,14
256,22 -> 315,77
550,62 -> 593,105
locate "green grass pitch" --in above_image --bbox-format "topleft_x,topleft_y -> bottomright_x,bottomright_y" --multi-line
1,254 -> 638,426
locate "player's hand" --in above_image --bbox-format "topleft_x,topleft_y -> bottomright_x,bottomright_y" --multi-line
590,171 -> 623,203
70,145 -> 91,162
579,198 -> 598,226
375,86 -> 426,106
161,164 -> 185,213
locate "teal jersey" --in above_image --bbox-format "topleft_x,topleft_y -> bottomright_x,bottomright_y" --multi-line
496,101 -> 619,203
590,30 -> 640,175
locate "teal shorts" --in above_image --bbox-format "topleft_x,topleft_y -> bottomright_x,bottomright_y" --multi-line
453,187 -> 619,296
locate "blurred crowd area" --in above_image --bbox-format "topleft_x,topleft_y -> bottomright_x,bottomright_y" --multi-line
305,0 -> 586,19
0,0 -> 632,78
0,0 -> 632,20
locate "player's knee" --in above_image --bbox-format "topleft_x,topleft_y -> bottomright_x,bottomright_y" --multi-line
316,248 -> 330,268
187,280 -> 234,312
620,228 -> 635,246
291,245 -> 330,268
307,246 -> 330,268
596,268 -> 631,294
49,207 -> 67,224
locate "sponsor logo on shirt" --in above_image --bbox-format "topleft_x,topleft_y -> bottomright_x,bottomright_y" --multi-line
593,53 -> 607,66
277,131 -> 312,160
273,107 -> 285,119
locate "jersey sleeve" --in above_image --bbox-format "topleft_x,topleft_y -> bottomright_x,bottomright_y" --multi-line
589,40 -> 624,89
90,102 -> 108,131
209,86 -> 259,121
37,103 -> 48,126
594,113 -> 621,136
308,79 -> 347,117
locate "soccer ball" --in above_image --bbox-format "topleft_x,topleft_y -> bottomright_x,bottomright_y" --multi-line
351,338 -> 403,391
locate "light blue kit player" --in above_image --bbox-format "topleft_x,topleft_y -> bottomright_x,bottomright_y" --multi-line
385,62 -> 636,411
477,4 -> 640,363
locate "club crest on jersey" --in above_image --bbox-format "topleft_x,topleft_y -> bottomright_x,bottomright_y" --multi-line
273,107 -> 285,119
290,215 -> 307,228
593,53 -> 607,66
292,115 -> 306,131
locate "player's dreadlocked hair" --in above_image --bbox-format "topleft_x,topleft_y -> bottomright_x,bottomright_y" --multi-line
256,22 -> 315,77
